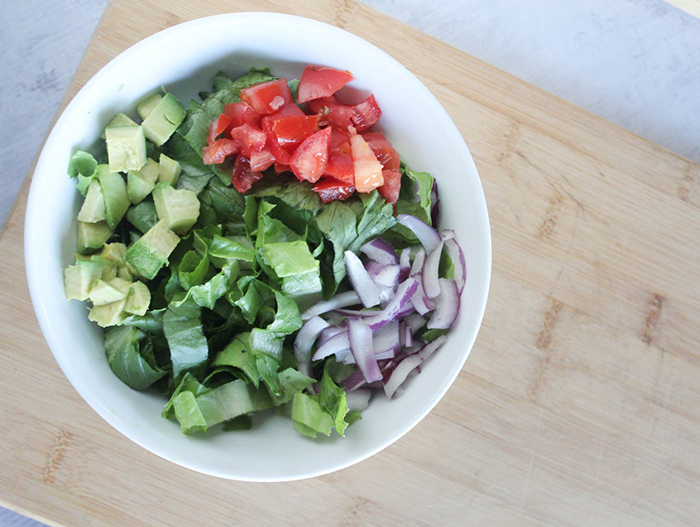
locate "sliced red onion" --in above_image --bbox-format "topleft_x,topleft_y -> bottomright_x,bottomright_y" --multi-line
346,388 -> 372,412
383,354 -> 424,399
360,238 -> 398,266
374,321 -> 400,353
318,325 -> 346,345
365,278 -> 419,332
343,370 -> 367,392
410,248 -> 426,276
411,277 -> 436,316
312,330 -> 350,361
344,250 -> 381,308
444,237 -> 466,294
404,313 -> 426,333
348,318 -> 382,383
399,248 -> 411,281
364,259 -> 384,278
332,308 -> 379,318
399,321 -> 414,348
441,229 -> 455,241
397,214 -> 441,253
373,265 -> 400,288
422,241 -> 444,299
427,279 -> 459,329
418,335 -> 447,360
294,316 -> 329,377
302,291 -> 360,320
395,300 -> 417,319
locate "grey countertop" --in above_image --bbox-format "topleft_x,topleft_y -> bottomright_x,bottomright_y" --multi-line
1,0 -> 698,525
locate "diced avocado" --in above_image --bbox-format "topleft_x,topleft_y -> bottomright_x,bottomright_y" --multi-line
117,265 -> 133,281
99,243 -> 127,266
106,125 -> 147,172
158,153 -> 181,186
64,259 -> 104,301
141,93 -> 185,147
77,179 -> 106,223
126,199 -> 158,234
78,221 -> 113,254
152,183 -> 200,235
127,158 -> 160,204
96,165 -> 130,230
88,298 -> 127,327
90,255 -> 118,281
124,219 -> 180,280
137,93 -> 162,120
100,112 -> 138,139
88,279 -> 128,306
124,281 -> 151,316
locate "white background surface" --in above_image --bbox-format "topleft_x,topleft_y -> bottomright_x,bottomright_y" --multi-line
1,0 -> 699,525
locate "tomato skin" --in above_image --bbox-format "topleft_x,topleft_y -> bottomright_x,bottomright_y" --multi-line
378,168 -> 401,204
352,94 -> 382,131
290,127 -> 332,183
274,161 -> 290,174
312,177 -> 356,203
265,115 -> 319,155
232,156 -> 263,193
203,138 -> 238,165
240,79 -> 293,115
266,104 -> 305,120
306,96 -> 354,130
208,114 -> 232,144
298,66 -> 354,103
362,132 -> 400,170
230,123 -> 268,158
350,130 -> 384,192
223,102 -> 262,129
250,147 -> 276,172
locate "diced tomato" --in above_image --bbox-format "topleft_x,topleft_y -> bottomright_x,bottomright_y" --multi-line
350,129 -> 384,192
265,115 -> 319,156
266,103 -> 305,120
274,161 -> 290,174
232,156 -> 263,193
208,114 -> 232,144
362,132 -> 400,170
312,177 -> 356,203
352,94 -> 382,132
298,65 -> 354,103
230,123 -> 267,158
250,147 -> 276,172
324,128 -> 354,184
223,102 -> 262,129
306,95 -> 354,130
378,168 -> 401,204
290,127 -> 332,183
202,138 -> 238,165
240,78 -> 293,115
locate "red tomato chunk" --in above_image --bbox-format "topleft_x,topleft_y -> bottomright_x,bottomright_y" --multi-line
298,65 -> 354,103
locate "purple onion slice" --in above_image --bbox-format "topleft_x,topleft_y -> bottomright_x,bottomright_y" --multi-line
348,318 -> 382,383
360,238 -> 399,266
302,291 -> 360,320
397,214 -> 441,253
344,250 -> 381,308
427,278 -> 459,329
422,241 -> 444,299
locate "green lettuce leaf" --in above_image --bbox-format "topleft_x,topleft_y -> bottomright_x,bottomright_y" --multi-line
319,363 -> 351,436
292,392 -> 334,438
163,298 -> 209,383
104,326 -> 167,390
67,150 -> 99,196
211,332 -> 261,387
349,190 -> 397,252
316,200 -> 358,289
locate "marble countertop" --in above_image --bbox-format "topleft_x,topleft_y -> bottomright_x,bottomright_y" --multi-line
1,0 -> 698,525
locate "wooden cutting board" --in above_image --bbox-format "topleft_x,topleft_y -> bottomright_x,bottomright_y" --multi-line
2,1 -> 699,525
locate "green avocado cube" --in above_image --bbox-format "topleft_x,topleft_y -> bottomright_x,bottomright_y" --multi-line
124,219 -> 180,281
100,112 -> 138,139
124,281 -> 151,316
96,165 -> 130,230
125,199 -> 159,234
106,125 -> 147,172
127,158 -> 160,204
89,255 -> 118,281
77,179 -> 106,223
88,279 -> 128,306
137,93 -> 162,120
152,183 -> 200,235
141,93 -> 185,147
77,221 -> 113,254
88,297 -> 127,327
158,153 -> 181,186
64,259 -> 104,301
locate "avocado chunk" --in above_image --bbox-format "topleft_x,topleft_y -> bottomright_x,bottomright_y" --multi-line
137,93 -> 162,120
77,179 -> 106,223
88,297 -> 127,327
141,93 -> 185,146
100,112 -> 138,139
99,242 -> 127,266
124,219 -> 180,280
152,183 -> 200,235
158,153 -> 181,186
105,125 -> 147,172
64,259 -> 104,301
127,158 -> 160,204
126,199 -> 159,234
78,221 -> 113,254
90,255 -> 118,281
96,165 -> 130,230
124,281 -> 151,316
88,279 -> 128,306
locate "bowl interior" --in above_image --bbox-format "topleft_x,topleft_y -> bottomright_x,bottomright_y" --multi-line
25,13 -> 491,481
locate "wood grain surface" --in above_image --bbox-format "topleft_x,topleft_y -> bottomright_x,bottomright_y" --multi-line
2,0 -> 699,525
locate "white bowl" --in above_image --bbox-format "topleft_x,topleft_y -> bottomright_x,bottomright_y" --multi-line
25,13 -> 491,481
